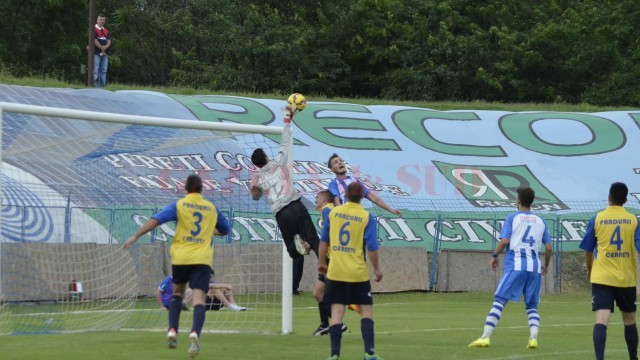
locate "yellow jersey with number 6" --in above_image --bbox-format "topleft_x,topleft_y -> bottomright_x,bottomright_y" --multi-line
321,202 -> 378,283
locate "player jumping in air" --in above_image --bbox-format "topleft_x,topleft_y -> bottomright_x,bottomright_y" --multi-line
326,153 -> 401,217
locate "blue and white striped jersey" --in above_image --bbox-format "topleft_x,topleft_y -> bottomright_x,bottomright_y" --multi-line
500,211 -> 551,273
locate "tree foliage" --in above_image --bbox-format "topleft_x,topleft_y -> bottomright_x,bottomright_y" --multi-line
2,0 -> 640,106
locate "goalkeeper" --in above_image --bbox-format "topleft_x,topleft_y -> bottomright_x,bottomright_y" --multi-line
250,104 -> 318,259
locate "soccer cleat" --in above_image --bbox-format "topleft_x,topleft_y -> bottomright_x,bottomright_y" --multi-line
294,234 -> 309,255
341,324 -> 348,333
364,353 -> 384,360
188,331 -> 199,358
527,338 -> 538,349
348,304 -> 360,313
468,337 -> 490,348
166,328 -> 177,349
228,304 -> 247,311
182,303 -> 190,311
313,324 -> 330,336
326,355 -> 340,360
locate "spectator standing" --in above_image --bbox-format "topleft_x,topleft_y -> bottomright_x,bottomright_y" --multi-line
93,14 -> 111,87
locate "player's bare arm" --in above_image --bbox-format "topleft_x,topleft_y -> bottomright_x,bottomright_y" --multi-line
584,251 -> 594,278
490,237 -> 510,270
332,196 -> 341,207
366,192 -> 401,217
542,243 -> 553,275
318,241 -> 329,275
369,250 -> 382,282
124,218 -> 160,249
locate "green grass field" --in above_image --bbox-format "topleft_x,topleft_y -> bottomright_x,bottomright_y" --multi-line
0,291 -> 630,359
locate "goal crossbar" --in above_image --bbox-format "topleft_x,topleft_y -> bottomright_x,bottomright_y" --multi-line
0,102 -> 283,134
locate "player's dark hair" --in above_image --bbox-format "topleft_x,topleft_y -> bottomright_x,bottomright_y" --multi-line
317,190 -> 333,204
517,187 -> 535,208
251,148 -> 267,168
327,153 -> 339,169
346,182 -> 364,203
185,174 -> 203,193
609,182 -> 628,206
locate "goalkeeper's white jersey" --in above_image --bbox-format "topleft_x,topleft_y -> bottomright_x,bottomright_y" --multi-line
250,123 -> 300,215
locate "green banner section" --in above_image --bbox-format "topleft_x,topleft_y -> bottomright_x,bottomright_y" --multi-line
80,206 -> 608,252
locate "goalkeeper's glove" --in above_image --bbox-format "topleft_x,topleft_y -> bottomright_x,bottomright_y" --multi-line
283,105 -> 297,123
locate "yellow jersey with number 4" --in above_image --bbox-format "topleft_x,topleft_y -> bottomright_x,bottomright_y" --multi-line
579,206 -> 640,287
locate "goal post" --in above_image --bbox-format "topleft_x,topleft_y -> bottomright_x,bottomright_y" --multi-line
0,102 -> 293,335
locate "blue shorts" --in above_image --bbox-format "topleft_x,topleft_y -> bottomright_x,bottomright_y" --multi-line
592,283 -> 636,313
323,279 -> 372,305
494,270 -> 541,308
172,264 -> 211,292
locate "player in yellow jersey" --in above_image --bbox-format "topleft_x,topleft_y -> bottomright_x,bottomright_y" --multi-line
312,190 -> 358,336
318,182 -> 384,360
311,190 -> 342,335
579,182 -> 640,360
124,174 -> 230,358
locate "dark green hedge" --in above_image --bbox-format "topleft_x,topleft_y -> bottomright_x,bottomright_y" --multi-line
2,0 -> 639,106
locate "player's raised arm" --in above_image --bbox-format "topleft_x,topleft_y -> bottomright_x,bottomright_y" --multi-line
366,191 -> 402,217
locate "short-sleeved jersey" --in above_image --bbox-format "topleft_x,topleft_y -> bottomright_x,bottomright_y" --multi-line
579,206 -> 640,287
250,123 -> 300,214
327,176 -> 371,205
319,203 -> 334,264
500,211 -> 551,273
319,203 -> 334,230
158,275 -> 174,305
152,193 -> 230,266
320,202 -> 378,282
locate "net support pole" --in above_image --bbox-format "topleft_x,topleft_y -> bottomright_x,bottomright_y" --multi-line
281,245 -> 293,334
0,106 -> 3,301
281,121 -> 294,334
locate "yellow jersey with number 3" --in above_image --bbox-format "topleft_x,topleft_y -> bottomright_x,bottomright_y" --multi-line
579,206 -> 640,287
153,193 -> 224,266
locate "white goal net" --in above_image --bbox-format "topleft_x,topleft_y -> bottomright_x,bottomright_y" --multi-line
0,99 -> 293,335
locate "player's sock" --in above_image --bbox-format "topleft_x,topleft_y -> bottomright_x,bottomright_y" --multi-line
191,304 -> 205,336
481,301 -> 504,338
168,295 -> 183,332
624,323 -> 638,359
329,323 -> 343,356
526,308 -> 540,339
593,323 -> 607,360
361,318 -> 375,355
319,301 -> 330,326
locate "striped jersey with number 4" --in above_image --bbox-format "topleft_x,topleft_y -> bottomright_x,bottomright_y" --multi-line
500,211 -> 552,273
